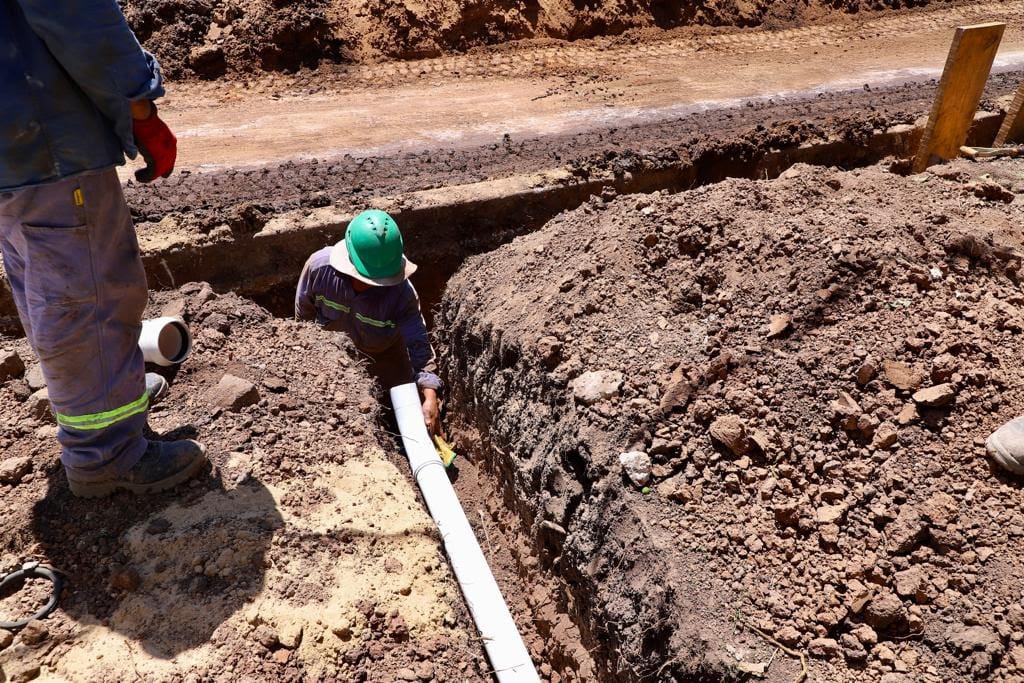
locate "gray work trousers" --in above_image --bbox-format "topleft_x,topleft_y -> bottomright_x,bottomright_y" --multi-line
0,169 -> 148,481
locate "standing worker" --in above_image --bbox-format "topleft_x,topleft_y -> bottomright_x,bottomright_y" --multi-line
0,0 -> 207,497
295,210 -> 443,434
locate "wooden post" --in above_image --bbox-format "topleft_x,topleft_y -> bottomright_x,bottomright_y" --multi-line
913,22 -> 1005,172
994,81 -> 1024,145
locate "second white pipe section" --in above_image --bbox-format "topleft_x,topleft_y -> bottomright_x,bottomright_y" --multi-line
390,383 -> 540,682
139,316 -> 192,366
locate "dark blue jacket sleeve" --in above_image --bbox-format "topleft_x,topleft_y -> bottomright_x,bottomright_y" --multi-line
397,284 -> 443,392
16,0 -> 164,158
295,257 -> 318,321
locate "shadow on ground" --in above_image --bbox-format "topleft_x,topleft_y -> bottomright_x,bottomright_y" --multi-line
30,463 -> 282,658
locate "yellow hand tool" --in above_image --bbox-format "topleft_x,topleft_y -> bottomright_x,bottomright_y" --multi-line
434,435 -> 458,468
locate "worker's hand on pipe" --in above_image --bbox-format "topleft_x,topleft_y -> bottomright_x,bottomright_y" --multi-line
132,101 -> 177,183
422,388 -> 442,438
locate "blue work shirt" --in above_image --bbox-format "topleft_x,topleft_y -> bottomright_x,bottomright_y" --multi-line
295,247 -> 443,392
0,0 -> 164,191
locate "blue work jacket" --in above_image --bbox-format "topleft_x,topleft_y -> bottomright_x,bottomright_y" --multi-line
0,0 -> 164,191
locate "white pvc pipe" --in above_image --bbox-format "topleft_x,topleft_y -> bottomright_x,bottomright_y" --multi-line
139,317 -> 192,366
390,383 -> 540,682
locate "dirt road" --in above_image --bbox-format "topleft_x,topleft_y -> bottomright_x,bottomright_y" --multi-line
135,1 -> 1024,179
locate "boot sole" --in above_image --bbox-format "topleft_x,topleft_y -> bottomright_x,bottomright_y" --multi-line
68,448 -> 208,499
986,433 -> 1024,475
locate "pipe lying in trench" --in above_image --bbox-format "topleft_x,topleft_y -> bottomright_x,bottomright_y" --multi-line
390,383 -> 541,682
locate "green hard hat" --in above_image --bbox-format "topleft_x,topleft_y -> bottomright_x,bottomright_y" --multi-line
346,210 -> 405,279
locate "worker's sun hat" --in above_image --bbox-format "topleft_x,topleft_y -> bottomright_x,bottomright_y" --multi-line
330,209 -> 417,287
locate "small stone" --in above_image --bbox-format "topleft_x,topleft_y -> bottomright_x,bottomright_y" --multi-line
872,422 -> 899,450
946,624 -> 1000,654
816,504 -> 847,525
5,661 -> 41,682
25,365 -> 46,391
808,637 -> 841,658
271,648 -> 291,664
912,383 -> 955,407
146,517 -> 171,535
767,313 -> 792,339
863,589 -> 907,631
709,414 -> 750,456
397,668 -> 418,682
206,374 -> 259,411
415,662 -> 435,681
110,566 -> 141,592
875,643 -> 897,665
831,391 -> 862,431
384,557 -> 404,574
841,633 -> 867,661
775,625 -> 800,646
887,507 -> 927,554
919,491 -> 957,526
773,501 -> 801,527
536,336 -> 563,370
263,376 -> 288,393
883,360 -> 924,391
619,451 -> 652,487
26,388 -> 51,421
893,566 -> 927,602
160,298 -> 187,319
0,456 -> 32,485
19,620 -> 48,646
931,353 -> 958,383
571,370 -> 623,405
855,360 -> 877,385
897,403 -> 918,425
851,623 -> 877,647
252,624 -> 278,649
331,619 -> 353,640
0,349 -> 25,382
278,622 -> 303,649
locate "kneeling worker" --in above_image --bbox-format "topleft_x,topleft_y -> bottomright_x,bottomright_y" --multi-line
295,210 -> 442,435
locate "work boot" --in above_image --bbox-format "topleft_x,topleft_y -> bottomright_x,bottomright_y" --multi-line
145,372 -> 168,405
986,417 -> 1024,475
67,439 -> 207,498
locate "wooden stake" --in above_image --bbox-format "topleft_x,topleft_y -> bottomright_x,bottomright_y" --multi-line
994,81 -> 1024,145
913,22 -> 1005,172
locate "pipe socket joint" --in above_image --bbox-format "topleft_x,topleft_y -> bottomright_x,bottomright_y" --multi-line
139,316 -> 192,367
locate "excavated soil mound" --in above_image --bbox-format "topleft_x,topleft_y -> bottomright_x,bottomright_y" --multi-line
0,286 -> 487,681
122,0 -> 949,78
439,158 -> 1024,681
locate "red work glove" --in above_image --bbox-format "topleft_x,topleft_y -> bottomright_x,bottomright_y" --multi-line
132,103 -> 177,183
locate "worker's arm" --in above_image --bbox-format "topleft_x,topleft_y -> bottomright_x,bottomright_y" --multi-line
294,258 -> 318,322
16,0 -> 164,159
397,284 -> 443,435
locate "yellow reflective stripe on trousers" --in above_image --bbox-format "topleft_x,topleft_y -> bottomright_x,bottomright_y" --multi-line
56,392 -> 149,431
316,296 -> 395,328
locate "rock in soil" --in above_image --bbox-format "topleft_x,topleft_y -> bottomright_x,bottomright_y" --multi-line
0,456 -> 31,485
206,373 -> 260,411
0,349 -> 24,382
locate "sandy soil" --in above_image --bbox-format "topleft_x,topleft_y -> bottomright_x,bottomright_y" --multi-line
0,289 -> 489,682
439,156 -> 1024,681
